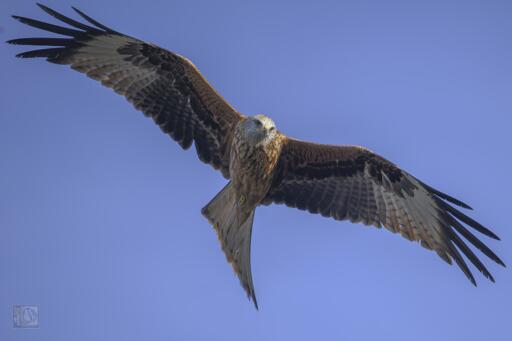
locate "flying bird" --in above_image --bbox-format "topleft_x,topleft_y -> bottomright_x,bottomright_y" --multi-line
8,4 -> 505,309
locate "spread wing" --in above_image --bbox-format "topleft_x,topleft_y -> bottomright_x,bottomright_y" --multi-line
8,4 -> 243,178
264,137 -> 505,284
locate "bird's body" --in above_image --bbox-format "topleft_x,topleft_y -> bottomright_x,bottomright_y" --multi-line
8,5 -> 505,309
230,116 -> 283,209
201,116 -> 284,307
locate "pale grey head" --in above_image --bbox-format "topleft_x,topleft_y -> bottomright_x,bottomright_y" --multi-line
239,114 -> 278,146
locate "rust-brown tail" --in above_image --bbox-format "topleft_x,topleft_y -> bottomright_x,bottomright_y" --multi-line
201,182 -> 259,309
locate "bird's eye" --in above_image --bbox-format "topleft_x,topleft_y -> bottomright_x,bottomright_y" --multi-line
255,120 -> 262,126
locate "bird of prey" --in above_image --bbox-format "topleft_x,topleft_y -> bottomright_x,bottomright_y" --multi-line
8,5 -> 504,309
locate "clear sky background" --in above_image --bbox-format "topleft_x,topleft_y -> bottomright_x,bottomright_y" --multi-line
1,0 -> 511,340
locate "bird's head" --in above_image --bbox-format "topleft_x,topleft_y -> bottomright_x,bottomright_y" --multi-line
241,114 -> 278,146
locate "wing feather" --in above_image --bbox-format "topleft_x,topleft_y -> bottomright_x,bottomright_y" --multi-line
264,137 -> 504,283
8,5 -> 243,178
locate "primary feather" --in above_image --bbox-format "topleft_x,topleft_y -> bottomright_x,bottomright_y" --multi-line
9,3 -> 243,178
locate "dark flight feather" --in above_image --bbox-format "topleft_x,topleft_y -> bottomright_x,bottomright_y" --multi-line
8,4 -> 243,178
12,15 -> 83,37
36,3 -> 99,32
265,137 -> 504,284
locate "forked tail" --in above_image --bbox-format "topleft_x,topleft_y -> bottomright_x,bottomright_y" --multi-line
201,182 -> 258,309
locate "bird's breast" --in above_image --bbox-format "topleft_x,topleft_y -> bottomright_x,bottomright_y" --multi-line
229,130 -> 282,206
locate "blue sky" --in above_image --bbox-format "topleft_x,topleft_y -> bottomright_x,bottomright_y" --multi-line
1,0 -> 511,340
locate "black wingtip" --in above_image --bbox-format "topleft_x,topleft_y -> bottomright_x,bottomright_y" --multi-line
485,231 -> 499,241
463,265 -> 477,286
9,14 -> 83,37
454,197 -> 473,210
36,3 -> 56,15
460,202 -> 473,210
71,6 -> 119,34
464,266 -> 477,287
15,51 -> 34,58
496,257 -> 506,268
417,179 -> 473,210
483,227 -> 501,241
450,200 -> 473,211
437,199 -> 501,241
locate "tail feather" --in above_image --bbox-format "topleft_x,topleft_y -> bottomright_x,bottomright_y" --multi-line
201,183 -> 258,309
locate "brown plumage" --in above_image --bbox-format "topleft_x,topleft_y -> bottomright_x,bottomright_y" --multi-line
8,5 -> 505,310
